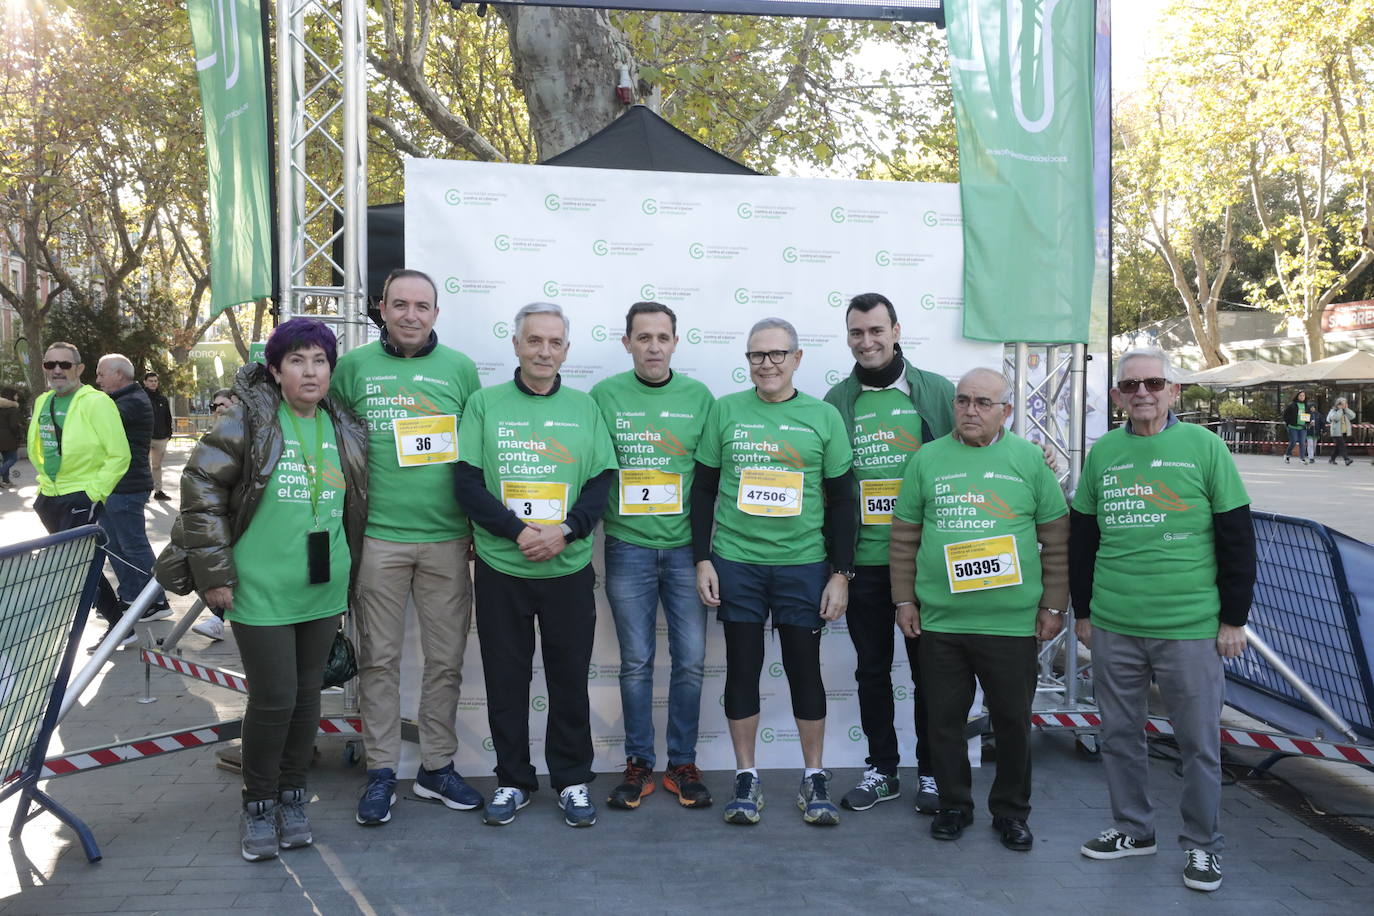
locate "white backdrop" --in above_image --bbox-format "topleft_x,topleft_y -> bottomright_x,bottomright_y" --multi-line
400,158 -> 1001,774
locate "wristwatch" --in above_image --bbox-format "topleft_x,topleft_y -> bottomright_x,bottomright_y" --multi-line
1041,607 -> 1066,616
559,523 -> 574,542
832,568 -> 857,581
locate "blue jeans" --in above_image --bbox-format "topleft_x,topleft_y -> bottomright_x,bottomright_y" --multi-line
0,449 -> 16,482
99,490 -> 157,602
604,536 -> 708,768
1284,427 -> 1306,459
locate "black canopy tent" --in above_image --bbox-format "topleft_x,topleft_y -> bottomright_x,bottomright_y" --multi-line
336,105 -> 759,316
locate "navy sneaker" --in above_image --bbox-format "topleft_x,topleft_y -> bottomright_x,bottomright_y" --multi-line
484,786 -> 531,826
797,770 -> 840,826
559,784 -> 597,827
413,763 -> 482,810
724,772 -> 763,825
356,768 -> 397,825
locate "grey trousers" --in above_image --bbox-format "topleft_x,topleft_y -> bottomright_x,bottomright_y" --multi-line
1093,627 -> 1225,852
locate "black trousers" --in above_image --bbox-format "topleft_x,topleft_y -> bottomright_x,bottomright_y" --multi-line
475,557 -> 596,794
1330,435 -> 1351,463
846,565 -> 930,775
34,491 -> 119,626
232,614 -> 339,801
919,629 -> 1038,819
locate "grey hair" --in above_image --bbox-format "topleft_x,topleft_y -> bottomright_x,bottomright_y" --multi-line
98,353 -> 135,380
747,317 -> 799,351
513,301 -> 569,338
958,367 -> 1013,404
1116,347 -> 1176,385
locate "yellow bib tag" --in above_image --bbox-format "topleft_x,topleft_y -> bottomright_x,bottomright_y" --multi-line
944,534 -> 1023,593
859,478 -> 902,526
502,480 -> 569,525
619,469 -> 683,515
393,415 -> 458,466
736,467 -> 803,517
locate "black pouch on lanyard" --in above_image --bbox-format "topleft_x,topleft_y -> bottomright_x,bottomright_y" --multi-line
307,530 -> 330,584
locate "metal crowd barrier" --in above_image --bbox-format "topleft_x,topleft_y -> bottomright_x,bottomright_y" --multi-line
0,527 -> 107,862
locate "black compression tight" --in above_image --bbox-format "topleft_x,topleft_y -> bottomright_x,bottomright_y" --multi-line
722,621 -> 826,721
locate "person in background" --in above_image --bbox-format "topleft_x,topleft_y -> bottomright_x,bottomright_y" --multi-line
155,318 -> 369,863
1327,398 -> 1356,466
0,387 -> 22,488
190,388 -> 243,641
144,371 -> 174,499
1281,391 -> 1313,465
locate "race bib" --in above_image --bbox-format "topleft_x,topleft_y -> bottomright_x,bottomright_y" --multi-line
944,535 -> 1023,593
619,469 -> 683,516
502,480 -> 569,525
393,415 -> 458,466
860,478 -> 902,526
736,467 -> 803,517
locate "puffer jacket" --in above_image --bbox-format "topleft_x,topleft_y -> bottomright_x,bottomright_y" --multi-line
154,362 -> 369,596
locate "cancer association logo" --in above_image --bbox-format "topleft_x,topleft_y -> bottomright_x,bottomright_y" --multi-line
492,321 -> 513,339
590,324 -> 609,342
782,246 -> 799,264
544,193 -> 561,212
444,277 -> 462,294
768,662 -> 784,678
731,367 -> 748,383
686,328 -> 703,345
591,239 -> 609,256
444,188 -> 462,205
543,280 -> 560,298
848,725 -> 864,742
874,250 -> 892,267
493,234 -> 511,252
921,293 -> 937,310
760,727 -> 777,744
640,283 -> 657,300
825,370 -> 843,385
688,242 -> 705,260
733,288 -> 750,304
830,205 -> 847,224
641,197 -> 658,215
827,290 -> 844,308
737,202 -> 754,220
530,695 -> 548,711
923,209 -> 938,227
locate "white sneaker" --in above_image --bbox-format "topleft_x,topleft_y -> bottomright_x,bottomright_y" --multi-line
87,630 -> 138,653
192,615 -> 226,641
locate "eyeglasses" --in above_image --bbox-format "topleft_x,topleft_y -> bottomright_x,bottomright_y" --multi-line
1117,377 -> 1168,394
43,360 -> 74,370
954,394 -> 1007,412
745,349 -> 793,366
212,402 -> 230,411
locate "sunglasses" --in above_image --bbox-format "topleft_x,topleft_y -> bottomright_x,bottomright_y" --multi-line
1118,377 -> 1168,394
43,360 -> 75,370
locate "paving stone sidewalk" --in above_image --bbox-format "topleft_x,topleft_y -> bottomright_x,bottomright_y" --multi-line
2,447 -> 1373,914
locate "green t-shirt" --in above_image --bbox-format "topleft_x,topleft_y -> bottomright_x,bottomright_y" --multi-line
850,388 -> 926,566
330,341 -> 481,542
695,389 -> 852,566
1072,421 -> 1250,639
894,431 -> 1067,636
231,404 -> 350,626
590,370 -> 715,550
459,380 -> 618,578
38,392 -> 74,480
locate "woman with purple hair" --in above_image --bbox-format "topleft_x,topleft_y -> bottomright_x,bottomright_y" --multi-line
156,317 -> 369,861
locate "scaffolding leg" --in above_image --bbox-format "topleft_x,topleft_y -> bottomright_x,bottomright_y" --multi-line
9,786 -> 101,863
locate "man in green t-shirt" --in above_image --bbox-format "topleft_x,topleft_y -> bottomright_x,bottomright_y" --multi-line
330,269 -> 485,826
454,302 -> 617,829
1070,346 -> 1256,893
889,368 -> 1068,852
823,292 -> 954,816
692,317 -> 857,828
590,303 -> 716,811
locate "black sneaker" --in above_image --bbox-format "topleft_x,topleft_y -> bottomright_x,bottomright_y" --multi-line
663,762 -> 712,808
607,757 -> 655,809
840,768 -> 900,811
914,774 -> 940,814
153,490 -> 172,501
1081,827 -> 1158,859
1183,849 -> 1222,891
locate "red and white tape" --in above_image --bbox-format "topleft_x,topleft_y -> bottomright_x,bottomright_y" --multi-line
1031,712 -> 1374,765
141,649 -> 248,693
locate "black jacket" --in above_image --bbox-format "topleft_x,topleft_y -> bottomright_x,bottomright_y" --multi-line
110,382 -> 154,494
147,387 -> 173,439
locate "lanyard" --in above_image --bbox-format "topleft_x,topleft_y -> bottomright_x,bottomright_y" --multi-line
283,404 -> 327,528
48,393 -> 66,455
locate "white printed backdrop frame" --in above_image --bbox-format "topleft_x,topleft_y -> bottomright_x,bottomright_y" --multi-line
402,158 -> 1002,774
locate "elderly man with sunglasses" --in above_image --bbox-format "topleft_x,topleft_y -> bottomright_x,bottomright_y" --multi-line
1070,346 -> 1256,894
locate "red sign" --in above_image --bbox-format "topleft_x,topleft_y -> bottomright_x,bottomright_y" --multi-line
1322,300 -> 1374,332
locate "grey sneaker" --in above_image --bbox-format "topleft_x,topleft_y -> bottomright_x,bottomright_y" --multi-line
1183,849 -> 1222,891
797,770 -> 840,826
240,799 -> 280,862
276,788 -> 312,849
724,772 -> 764,825
914,774 -> 940,814
558,784 -> 597,828
1081,827 -> 1158,859
841,768 -> 900,811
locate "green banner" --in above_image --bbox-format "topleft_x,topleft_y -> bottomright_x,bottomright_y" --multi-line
188,0 -> 273,315
947,0 -> 1094,344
